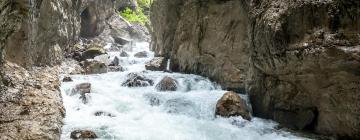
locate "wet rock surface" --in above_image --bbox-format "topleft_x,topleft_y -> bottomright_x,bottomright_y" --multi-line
70,130 -> 98,139
108,66 -> 126,72
121,73 -> 154,87
215,91 -> 251,121
156,76 -> 178,91
82,59 -> 108,74
63,76 -> 73,82
109,56 -> 120,66
134,51 -> 148,58
72,83 -> 91,95
145,57 -> 167,71
82,47 -> 107,60
120,51 -> 130,57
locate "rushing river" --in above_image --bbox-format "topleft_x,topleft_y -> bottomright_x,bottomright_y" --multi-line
60,42 -> 308,140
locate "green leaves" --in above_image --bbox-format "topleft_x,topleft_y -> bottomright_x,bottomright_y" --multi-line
118,6 -> 149,26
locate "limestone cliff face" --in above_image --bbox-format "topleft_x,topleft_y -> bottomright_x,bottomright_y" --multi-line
0,0 -> 116,139
151,0 -> 250,92
151,0 -> 360,138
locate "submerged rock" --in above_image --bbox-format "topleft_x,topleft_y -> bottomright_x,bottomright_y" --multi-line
94,111 -> 115,117
121,73 -> 154,87
72,83 -> 91,95
108,66 -> 126,72
144,94 -> 162,106
134,51 -> 148,58
163,98 -> 198,117
120,51 -> 130,57
82,59 -> 108,74
63,76 -> 73,82
70,130 -> 98,139
145,57 -> 167,71
215,91 -> 251,121
156,76 -> 178,91
109,56 -> 120,66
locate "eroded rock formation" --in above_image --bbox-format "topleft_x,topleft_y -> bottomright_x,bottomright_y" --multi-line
151,0 -> 360,138
0,0 -> 118,139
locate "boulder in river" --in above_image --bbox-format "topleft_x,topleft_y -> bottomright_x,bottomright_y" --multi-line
156,76 -> 178,91
113,36 -> 131,45
82,47 -> 106,60
145,57 -> 167,71
70,130 -> 98,139
72,83 -> 91,95
94,111 -> 116,117
108,66 -> 126,72
82,59 -> 108,74
62,76 -> 73,82
134,51 -> 148,58
109,56 -> 120,66
120,51 -> 130,57
215,91 -> 251,121
121,73 -> 154,87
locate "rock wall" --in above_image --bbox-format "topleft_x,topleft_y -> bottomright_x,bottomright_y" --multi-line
151,0 -> 250,92
151,0 -> 360,138
0,0 -> 116,139
3,0 -> 114,68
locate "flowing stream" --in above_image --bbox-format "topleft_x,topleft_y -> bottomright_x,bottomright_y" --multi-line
60,42 -> 308,140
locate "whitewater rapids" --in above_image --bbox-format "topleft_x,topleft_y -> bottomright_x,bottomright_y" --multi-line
60,42 -> 308,140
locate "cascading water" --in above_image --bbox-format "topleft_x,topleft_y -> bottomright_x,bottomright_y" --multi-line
60,42 -> 309,140
166,59 -> 171,71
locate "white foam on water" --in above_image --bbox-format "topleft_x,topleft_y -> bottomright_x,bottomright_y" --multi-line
60,42 -> 309,140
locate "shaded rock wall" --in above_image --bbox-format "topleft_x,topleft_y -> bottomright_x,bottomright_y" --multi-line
151,0 -> 250,92
248,0 -> 360,138
0,0 -> 116,139
3,0 -> 114,68
151,0 -> 360,138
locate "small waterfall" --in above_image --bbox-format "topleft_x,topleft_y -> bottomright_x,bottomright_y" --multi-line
166,59 -> 171,71
27,0 -> 38,65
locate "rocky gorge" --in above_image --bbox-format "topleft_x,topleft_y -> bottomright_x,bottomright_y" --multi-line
0,0 -> 359,139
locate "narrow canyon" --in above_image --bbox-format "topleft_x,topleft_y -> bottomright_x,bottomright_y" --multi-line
0,0 -> 359,140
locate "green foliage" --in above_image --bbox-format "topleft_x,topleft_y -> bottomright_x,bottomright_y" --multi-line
118,7 -> 149,26
136,0 -> 152,8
